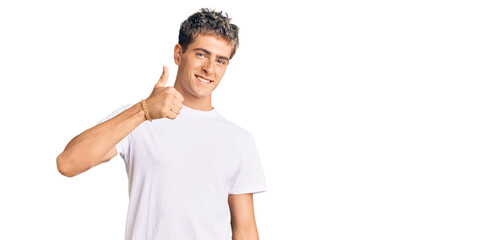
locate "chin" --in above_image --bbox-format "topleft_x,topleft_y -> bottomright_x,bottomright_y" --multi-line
191,89 -> 212,99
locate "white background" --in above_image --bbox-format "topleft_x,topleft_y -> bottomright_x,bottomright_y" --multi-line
1,0 -> 502,239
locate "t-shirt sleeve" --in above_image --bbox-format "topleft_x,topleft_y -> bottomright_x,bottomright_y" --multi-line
229,134 -> 267,195
96,104 -> 134,162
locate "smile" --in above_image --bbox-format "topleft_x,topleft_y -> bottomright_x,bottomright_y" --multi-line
196,75 -> 214,83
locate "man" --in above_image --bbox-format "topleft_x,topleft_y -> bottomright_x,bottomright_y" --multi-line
57,8 -> 267,240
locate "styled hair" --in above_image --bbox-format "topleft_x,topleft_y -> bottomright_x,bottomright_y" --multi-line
178,8 -> 239,59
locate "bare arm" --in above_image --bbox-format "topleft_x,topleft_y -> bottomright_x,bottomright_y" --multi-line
56,103 -> 146,177
56,66 -> 184,177
228,193 -> 260,240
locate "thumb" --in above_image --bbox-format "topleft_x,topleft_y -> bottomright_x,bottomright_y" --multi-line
155,65 -> 169,88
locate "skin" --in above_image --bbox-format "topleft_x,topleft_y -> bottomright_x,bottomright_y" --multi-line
229,193 -> 260,240
56,34 -> 260,239
173,34 -> 231,111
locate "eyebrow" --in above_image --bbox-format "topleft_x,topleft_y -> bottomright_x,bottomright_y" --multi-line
194,48 -> 230,62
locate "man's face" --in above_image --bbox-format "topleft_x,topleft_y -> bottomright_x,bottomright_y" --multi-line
174,34 -> 232,100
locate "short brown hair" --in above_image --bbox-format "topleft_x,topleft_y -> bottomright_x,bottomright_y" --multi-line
178,8 -> 239,59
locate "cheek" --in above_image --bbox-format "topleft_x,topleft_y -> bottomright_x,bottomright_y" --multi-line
217,68 -> 227,78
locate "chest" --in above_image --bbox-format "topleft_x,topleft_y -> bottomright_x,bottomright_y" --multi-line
129,121 -> 243,184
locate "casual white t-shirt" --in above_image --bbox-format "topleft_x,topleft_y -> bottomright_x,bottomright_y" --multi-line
97,104 -> 267,240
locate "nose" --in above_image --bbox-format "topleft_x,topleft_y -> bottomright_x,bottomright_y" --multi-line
202,59 -> 215,75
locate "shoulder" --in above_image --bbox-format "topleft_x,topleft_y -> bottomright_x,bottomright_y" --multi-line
215,114 -> 256,147
97,103 -> 135,125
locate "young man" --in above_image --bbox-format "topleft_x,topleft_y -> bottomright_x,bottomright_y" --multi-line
57,9 -> 267,240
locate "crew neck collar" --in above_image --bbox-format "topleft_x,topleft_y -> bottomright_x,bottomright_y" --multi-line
180,104 -> 219,118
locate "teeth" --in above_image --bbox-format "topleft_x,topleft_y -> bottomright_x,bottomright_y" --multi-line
197,76 -> 211,83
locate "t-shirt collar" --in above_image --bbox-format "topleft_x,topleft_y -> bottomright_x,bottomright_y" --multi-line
180,104 -> 219,118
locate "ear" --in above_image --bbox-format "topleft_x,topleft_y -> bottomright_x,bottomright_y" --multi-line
174,44 -> 183,66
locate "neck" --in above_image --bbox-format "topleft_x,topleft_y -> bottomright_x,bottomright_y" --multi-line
173,79 -> 214,111
183,98 -> 214,111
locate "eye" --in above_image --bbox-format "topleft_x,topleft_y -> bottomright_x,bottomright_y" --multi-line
217,59 -> 228,65
196,52 -> 206,58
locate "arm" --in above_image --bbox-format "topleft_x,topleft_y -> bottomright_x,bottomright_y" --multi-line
56,103 -> 146,177
228,193 -> 260,240
56,66 -> 184,177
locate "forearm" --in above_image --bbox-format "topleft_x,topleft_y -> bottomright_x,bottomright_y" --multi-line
57,102 -> 145,177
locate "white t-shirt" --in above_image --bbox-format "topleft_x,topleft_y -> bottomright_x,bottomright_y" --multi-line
97,104 -> 267,240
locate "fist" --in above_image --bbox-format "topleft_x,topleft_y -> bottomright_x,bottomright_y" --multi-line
144,66 -> 184,120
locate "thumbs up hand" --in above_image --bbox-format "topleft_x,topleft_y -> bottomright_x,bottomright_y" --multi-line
144,66 -> 184,120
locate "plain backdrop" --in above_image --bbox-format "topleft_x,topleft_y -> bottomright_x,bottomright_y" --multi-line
1,0 -> 502,239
